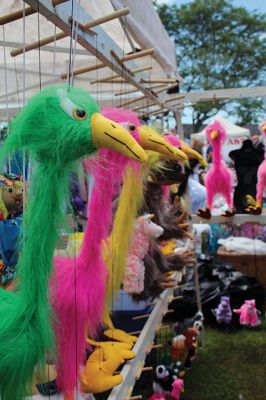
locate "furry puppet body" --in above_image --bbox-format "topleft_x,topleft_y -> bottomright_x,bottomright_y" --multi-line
123,215 -> 164,294
52,108 -> 142,398
0,85 -> 99,400
204,121 -> 233,209
233,299 -> 261,326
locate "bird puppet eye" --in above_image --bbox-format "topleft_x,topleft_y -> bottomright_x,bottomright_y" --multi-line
57,89 -> 87,121
72,108 -> 87,121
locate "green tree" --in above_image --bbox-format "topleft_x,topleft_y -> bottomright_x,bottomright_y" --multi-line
155,0 -> 266,131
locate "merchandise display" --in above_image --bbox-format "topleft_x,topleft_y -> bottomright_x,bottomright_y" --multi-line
0,1 -> 265,400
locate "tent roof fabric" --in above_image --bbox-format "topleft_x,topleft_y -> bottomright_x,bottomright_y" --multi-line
0,0 -> 181,119
191,115 -> 250,140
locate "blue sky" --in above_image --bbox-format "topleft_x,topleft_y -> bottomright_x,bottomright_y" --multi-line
156,0 -> 266,13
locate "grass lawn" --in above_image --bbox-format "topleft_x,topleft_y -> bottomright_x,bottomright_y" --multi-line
182,321 -> 266,400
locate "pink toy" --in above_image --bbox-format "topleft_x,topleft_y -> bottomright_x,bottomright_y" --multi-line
147,394 -> 168,400
51,109 -> 142,399
233,299 -> 261,327
171,379 -> 184,400
246,120 -> 266,214
124,214 -> 164,293
197,120 -> 234,219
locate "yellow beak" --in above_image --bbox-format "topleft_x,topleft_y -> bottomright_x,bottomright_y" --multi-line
91,113 -> 147,162
262,124 -> 266,133
180,141 -> 208,167
138,126 -> 187,162
210,130 -> 219,140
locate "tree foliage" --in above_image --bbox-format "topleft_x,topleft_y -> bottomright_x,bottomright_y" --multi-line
155,0 -> 266,130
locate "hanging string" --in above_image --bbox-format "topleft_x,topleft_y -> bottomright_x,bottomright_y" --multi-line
119,16 -> 127,108
2,25 -> 11,173
22,1 -> 27,247
71,0 -> 81,87
67,0 -> 75,88
37,2 -> 42,91
52,25 -> 57,83
14,58 -> 21,111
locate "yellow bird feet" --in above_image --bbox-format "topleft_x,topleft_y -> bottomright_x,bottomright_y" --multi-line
245,200 -> 262,215
80,348 -> 123,394
245,206 -> 262,215
196,208 -> 211,219
86,338 -> 135,360
103,328 -> 138,347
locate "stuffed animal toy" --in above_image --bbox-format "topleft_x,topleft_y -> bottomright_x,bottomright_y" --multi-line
0,85 -> 146,400
233,299 -> 261,327
215,296 -> 232,324
171,379 -> 184,400
182,327 -> 199,369
0,174 -> 23,219
153,363 -> 185,396
246,120 -> 266,214
174,311 -> 204,335
123,214 -> 164,294
197,120 -> 235,219
79,348 -> 123,394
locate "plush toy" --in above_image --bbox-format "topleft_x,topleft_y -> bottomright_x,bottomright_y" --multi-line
123,214 -> 164,294
0,174 -> 23,219
182,327 -> 199,369
197,120 -> 235,219
153,363 -> 185,396
80,349 -> 123,394
215,296 -> 232,324
0,85 -> 145,400
174,311 -> 204,335
246,120 -> 266,214
233,299 -> 261,327
171,379 -> 184,400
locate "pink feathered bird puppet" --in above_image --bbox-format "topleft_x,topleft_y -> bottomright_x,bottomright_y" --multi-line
246,120 -> 266,214
123,214 -> 164,294
233,299 -> 261,327
197,120 -> 235,219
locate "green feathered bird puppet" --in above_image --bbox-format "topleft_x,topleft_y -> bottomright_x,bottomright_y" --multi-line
0,85 -> 147,400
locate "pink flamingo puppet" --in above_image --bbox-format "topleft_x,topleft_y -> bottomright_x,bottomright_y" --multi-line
51,108 -> 184,400
123,214 -> 164,294
197,120 -> 235,219
246,120 -> 266,214
51,112 -> 142,400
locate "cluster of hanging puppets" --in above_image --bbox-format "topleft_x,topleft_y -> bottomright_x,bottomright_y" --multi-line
0,85 -> 265,400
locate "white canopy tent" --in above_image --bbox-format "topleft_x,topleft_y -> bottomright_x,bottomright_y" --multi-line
0,0 -> 182,120
191,115 -> 251,162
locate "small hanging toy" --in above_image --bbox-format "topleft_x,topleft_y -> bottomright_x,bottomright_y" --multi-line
0,173 -> 23,220
246,120 -> 266,214
233,299 -> 261,327
123,214 -> 164,294
197,120 -> 235,219
215,296 -> 232,324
